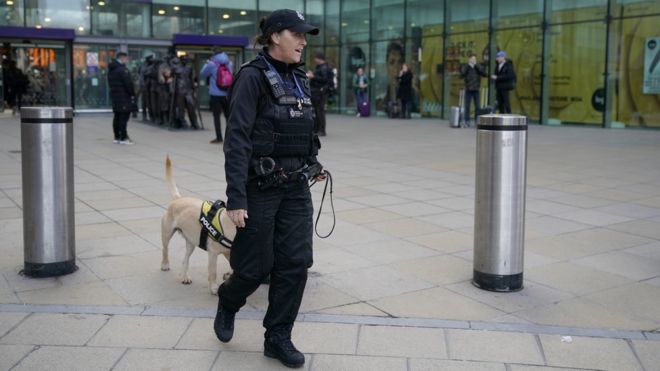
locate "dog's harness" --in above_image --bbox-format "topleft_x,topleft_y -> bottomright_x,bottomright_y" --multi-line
198,200 -> 233,250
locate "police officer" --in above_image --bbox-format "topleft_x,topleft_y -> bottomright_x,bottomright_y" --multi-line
215,9 -> 323,369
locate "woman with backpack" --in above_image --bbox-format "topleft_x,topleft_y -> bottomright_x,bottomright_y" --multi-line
200,49 -> 233,143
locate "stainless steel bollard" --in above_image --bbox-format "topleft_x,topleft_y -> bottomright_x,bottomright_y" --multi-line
21,107 -> 77,277
473,114 -> 527,292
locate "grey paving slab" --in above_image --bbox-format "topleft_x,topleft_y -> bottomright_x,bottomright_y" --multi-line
508,366 -> 589,371
584,283 -> 660,324
632,339 -> 660,371
389,254 -> 473,285
17,281 -> 127,306
624,241 -> 660,261
176,318 -> 263,352
311,354 -> 407,371
293,321 -> 359,355
607,219 -> 660,240
409,358 -> 506,371
573,252 -> 660,281
357,325 -> 446,358
113,348 -> 218,371
0,344 -> 34,370
446,329 -> 543,364
0,313 -> 109,346
344,238 -> 440,265
540,334 -> 643,371
88,314 -> 191,348
525,262 -> 633,295
11,345 -> 125,371
363,217 -> 447,238
0,311 -> 27,338
211,350 -> 311,371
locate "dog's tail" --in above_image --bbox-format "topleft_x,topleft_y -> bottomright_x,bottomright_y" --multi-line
165,155 -> 182,199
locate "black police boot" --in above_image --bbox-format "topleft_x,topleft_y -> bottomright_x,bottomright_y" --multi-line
264,331 -> 305,368
213,304 -> 235,343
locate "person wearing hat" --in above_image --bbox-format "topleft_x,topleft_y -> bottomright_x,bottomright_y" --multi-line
215,9 -> 325,369
306,51 -> 332,136
491,51 -> 516,114
107,51 -> 136,144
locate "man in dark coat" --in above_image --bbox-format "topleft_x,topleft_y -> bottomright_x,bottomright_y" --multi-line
460,53 -> 488,126
397,63 -> 414,119
108,51 -> 136,144
491,51 -> 516,114
307,51 -> 332,136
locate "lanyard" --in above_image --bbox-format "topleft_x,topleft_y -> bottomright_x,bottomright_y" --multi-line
261,56 -> 305,104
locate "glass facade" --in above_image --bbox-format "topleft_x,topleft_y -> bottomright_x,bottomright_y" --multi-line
0,0 -> 657,128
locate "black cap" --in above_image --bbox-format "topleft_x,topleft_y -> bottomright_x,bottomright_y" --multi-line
262,9 -> 319,35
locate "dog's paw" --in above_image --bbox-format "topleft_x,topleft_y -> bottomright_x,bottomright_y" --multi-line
181,277 -> 192,284
161,265 -> 170,271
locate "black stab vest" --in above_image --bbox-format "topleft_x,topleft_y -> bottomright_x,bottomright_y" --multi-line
241,58 -> 316,159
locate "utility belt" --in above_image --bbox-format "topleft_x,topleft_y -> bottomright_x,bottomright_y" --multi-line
251,157 -> 323,191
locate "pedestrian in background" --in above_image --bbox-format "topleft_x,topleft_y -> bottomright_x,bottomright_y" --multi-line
200,48 -> 233,143
460,53 -> 487,126
307,51 -> 332,136
352,67 -> 368,117
107,51 -> 136,144
397,63 -> 413,119
491,51 -> 516,114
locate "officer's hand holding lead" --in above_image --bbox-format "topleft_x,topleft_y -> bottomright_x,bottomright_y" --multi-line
228,209 -> 248,228
314,171 -> 327,182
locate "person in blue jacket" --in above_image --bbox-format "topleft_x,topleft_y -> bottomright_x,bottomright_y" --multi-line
200,49 -> 233,143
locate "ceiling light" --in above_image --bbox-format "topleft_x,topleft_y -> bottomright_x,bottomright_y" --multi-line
341,22 -> 348,27
44,17 -> 51,22
158,9 -> 166,15
98,1 -> 105,6
222,14 -> 230,19
173,6 -> 179,11
240,10 -> 247,16
7,0 -> 15,5
218,29 -> 224,34
35,24 -> 42,29
78,26 -> 84,31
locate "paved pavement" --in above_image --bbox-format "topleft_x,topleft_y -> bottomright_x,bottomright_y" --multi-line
1,112 -> 659,370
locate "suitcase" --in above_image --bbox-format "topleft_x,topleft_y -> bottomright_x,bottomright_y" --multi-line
358,100 -> 370,117
450,106 -> 462,128
387,100 -> 400,118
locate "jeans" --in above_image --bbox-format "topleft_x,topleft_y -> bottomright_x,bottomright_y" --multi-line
496,89 -> 511,114
112,111 -> 130,140
464,89 -> 480,124
210,95 -> 229,140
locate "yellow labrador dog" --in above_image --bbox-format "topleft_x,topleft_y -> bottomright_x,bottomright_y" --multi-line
161,155 -> 236,295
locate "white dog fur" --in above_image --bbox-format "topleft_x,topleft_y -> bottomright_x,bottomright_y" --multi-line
160,155 -> 236,295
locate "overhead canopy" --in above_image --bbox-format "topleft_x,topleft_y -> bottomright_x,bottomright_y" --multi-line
0,26 -> 75,40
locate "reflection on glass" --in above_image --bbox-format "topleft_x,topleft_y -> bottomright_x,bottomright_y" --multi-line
341,1 -> 370,43
209,0 -> 257,36
91,1 -> 150,37
371,0 -> 404,41
548,22 -> 606,125
494,0 -> 542,28
152,1 -> 205,38
419,35 -> 444,117
549,0 -> 607,23
447,0 -> 489,33
25,0 -> 90,34
0,0 -> 23,26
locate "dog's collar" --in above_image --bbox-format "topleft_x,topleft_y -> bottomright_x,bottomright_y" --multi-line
199,200 -> 233,251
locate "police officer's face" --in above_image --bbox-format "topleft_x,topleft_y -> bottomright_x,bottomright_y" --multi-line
272,29 -> 307,64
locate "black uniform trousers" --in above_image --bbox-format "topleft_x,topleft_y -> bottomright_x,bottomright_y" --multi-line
496,88 -> 512,114
112,111 -> 131,140
218,181 -> 313,336
210,95 -> 229,141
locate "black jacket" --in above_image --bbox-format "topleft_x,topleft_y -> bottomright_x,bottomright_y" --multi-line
460,63 -> 487,91
494,60 -> 516,91
310,62 -> 332,99
224,51 -> 319,210
397,70 -> 413,101
107,59 -> 135,113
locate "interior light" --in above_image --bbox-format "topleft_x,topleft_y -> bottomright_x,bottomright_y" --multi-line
173,6 -> 180,11
341,22 -> 348,27
158,9 -> 166,15
78,26 -> 84,31
35,24 -> 42,29
240,10 -> 247,16
98,1 -> 105,6
44,17 -> 51,23
222,14 -> 230,19
218,29 -> 224,34
7,0 -> 15,5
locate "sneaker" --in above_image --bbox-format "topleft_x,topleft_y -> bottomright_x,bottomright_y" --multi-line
264,334 -> 305,368
119,138 -> 134,145
210,138 -> 223,144
214,305 -> 235,343
113,139 -> 120,144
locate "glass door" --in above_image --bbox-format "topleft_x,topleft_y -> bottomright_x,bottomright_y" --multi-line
1,41 -> 70,107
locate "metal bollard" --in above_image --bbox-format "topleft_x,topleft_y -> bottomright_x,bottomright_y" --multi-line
21,107 -> 77,277
473,114 -> 527,292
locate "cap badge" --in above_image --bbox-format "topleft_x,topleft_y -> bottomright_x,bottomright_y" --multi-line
296,11 -> 304,20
